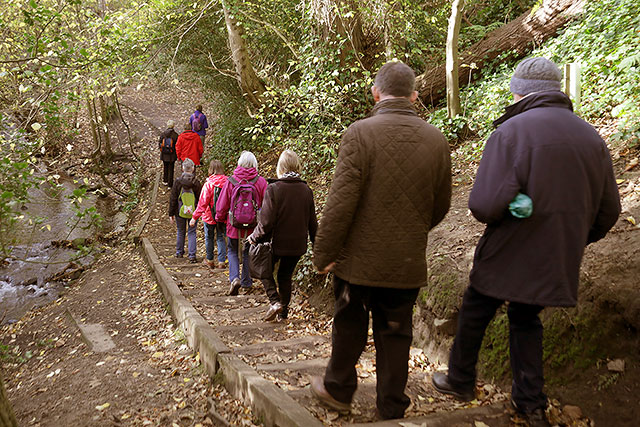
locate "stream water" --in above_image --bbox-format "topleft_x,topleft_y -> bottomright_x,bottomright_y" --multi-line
0,175 -> 114,324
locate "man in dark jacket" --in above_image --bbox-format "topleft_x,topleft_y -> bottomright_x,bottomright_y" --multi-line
432,57 -> 621,426
176,122 -> 204,166
311,61 -> 452,419
158,120 -> 179,186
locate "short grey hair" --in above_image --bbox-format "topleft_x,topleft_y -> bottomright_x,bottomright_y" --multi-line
374,61 -> 415,97
237,151 -> 258,169
182,158 -> 195,173
167,119 -> 175,128
277,150 -> 300,178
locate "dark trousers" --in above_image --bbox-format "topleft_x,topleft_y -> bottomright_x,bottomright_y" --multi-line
448,286 -> 547,412
162,160 -> 175,184
324,276 -> 419,419
260,255 -> 300,313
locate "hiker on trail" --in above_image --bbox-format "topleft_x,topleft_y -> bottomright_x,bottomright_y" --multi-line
215,151 -> 268,296
431,57 -> 621,427
175,122 -> 204,166
189,104 -> 209,145
247,150 -> 317,322
310,61 -> 452,419
189,159 -> 228,270
158,120 -> 179,187
168,158 -> 202,263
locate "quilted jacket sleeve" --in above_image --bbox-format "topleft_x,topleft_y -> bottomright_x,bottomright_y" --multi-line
313,129 -> 363,270
430,136 -> 452,230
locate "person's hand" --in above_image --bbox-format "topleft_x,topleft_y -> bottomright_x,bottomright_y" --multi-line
189,218 -> 196,227
169,216 -> 175,224
246,236 -> 255,245
317,262 -> 336,274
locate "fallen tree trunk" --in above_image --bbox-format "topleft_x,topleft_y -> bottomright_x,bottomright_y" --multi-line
416,0 -> 585,107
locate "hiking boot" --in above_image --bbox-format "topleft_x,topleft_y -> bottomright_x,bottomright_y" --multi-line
228,278 -> 241,296
175,253 -> 183,258
216,262 -> 226,269
264,302 -> 282,321
511,399 -> 551,427
310,376 -> 350,414
188,256 -> 197,264
431,372 -> 475,401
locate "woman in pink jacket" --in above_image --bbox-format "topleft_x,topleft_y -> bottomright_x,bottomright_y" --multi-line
190,160 -> 228,269
215,151 -> 267,295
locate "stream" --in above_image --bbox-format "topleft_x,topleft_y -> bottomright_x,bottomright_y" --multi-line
0,174 -> 118,324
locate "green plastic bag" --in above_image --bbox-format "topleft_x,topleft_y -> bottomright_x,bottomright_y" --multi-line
509,193 -> 533,218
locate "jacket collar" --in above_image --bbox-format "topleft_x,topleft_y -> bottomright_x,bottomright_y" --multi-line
493,90 -> 573,127
267,176 -> 306,184
371,98 -> 417,117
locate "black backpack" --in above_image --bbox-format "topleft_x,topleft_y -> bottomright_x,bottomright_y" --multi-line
209,185 -> 222,217
161,136 -> 173,154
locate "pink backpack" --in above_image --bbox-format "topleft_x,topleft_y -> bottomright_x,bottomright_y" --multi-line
228,176 -> 259,229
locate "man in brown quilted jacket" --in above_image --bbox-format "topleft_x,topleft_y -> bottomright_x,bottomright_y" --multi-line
311,61 -> 452,419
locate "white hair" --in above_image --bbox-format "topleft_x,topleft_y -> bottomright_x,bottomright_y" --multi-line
167,119 -> 175,128
237,151 -> 258,169
182,158 -> 195,173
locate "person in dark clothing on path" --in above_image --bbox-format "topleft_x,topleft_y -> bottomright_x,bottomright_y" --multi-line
248,150 -> 318,322
158,120 -> 179,186
431,57 -> 621,427
176,122 -> 204,166
168,158 -> 202,263
311,61 -> 452,420
189,104 -> 209,146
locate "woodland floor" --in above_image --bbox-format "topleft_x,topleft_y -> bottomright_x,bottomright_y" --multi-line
2,82 -> 639,426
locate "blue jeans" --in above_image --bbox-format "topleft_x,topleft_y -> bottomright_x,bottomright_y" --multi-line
228,238 -> 252,287
175,216 -> 197,258
204,222 -> 227,262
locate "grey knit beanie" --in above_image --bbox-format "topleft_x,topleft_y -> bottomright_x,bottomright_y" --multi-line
510,57 -> 562,96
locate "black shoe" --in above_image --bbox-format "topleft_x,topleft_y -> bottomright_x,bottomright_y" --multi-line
511,399 -> 550,427
431,372 -> 475,401
228,278 -> 241,296
175,253 -> 183,258
188,256 -> 197,263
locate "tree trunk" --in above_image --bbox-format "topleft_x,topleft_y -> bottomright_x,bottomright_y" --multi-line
222,0 -> 266,109
417,0 -> 585,106
98,95 -> 113,158
446,0 -> 464,118
0,376 -> 18,427
309,0 -> 365,65
86,97 -> 101,161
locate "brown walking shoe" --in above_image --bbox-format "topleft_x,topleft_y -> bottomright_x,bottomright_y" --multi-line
310,376 -> 351,414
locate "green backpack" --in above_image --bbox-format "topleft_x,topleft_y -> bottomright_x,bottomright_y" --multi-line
178,187 -> 196,219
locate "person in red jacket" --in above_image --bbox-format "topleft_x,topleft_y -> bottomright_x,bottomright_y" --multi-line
175,122 -> 204,166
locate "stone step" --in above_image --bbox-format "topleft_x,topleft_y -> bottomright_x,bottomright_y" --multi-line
234,335 -> 327,355
257,357 -> 328,372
